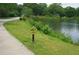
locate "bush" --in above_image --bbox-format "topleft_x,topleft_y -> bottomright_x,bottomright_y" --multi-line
30,20 -> 43,30
31,15 -> 61,27
34,21 -> 43,30
30,19 -> 52,34
41,24 -> 52,34
19,17 -> 23,21
19,16 -> 26,21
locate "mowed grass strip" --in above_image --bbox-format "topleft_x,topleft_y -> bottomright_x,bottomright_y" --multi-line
4,20 -> 79,55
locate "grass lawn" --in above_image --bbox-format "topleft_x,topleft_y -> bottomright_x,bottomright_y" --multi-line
4,20 -> 79,55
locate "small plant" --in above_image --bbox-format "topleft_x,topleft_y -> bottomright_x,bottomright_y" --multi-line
41,24 -> 52,34
34,21 -> 43,30
30,20 -> 52,34
30,20 -> 43,30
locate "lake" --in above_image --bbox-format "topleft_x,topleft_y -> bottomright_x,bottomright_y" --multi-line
55,22 -> 79,43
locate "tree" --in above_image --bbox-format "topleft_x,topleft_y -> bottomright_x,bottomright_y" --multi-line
17,4 -> 23,16
48,3 -> 64,16
23,3 -> 47,15
0,3 -> 18,17
35,3 -> 47,15
76,7 -> 79,16
64,6 -> 76,17
21,7 -> 33,17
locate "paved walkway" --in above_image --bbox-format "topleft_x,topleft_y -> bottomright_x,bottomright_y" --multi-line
0,17 -> 34,55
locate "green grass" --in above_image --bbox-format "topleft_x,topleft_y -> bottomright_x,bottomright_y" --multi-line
4,20 -> 79,55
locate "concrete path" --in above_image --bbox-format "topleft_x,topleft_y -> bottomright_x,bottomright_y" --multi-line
0,17 -> 34,55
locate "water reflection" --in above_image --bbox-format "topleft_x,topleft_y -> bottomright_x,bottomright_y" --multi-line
51,23 -> 61,31
60,22 -> 79,43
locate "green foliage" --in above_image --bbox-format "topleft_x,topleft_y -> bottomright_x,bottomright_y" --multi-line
30,20 -> 43,30
61,16 -> 71,22
22,3 -> 79,18
17,4 -> 23,16
22,17 -> 26,21
31,15 -> 61,26
30,19 -> 52,34
56,33 -> 73,43
21,7 -> 33,17
48,3 -> 64,16
23,3 -> 47,16
76,8 -> 79,16
19,16 -> 26,21
50,31 -> 73,43
0,3 -> 18,17
0,3 -> 79,18
0,3 -> 78,18
23,3 -> 78,17
19,17 -> 23,21
34,21 -> 43,30
31,20 -> 43,30
61,16 -> 76,23
64,6 -> 76,17
41,24 -> 52,34
30,17 -> 72,43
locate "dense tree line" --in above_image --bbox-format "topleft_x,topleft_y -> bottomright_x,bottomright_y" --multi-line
22,3 -> 79,17
0,3 -> 18,17
0,3 -> 79,18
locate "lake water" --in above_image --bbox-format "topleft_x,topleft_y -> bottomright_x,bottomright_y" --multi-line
57,22 -> 79,43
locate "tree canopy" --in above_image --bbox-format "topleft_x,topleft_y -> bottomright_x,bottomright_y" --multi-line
0,3 -> 18,17
0,3 -> 79,18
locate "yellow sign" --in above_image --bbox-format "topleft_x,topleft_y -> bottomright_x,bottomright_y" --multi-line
31,26 -> 37,34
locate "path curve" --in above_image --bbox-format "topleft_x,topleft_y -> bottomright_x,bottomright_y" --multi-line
0,17 -> 34,55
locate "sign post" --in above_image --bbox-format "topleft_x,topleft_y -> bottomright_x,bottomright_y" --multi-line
31,26 -> 37,43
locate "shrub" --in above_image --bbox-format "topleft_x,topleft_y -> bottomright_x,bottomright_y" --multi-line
34,21 -> 43,30
19,17 -> 23,21
31,15 -> 61,27
30,19 -> 52,34
30,20 -> 42,30
41,24 -> 52,34
20,16 -> 26,21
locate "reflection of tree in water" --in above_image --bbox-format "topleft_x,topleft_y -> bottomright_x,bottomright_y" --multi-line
49,22 -> 74,32
49,22 -> 61,32
77,24 -> 79,30
60,22 -> 79,43
61,22 -> 75,32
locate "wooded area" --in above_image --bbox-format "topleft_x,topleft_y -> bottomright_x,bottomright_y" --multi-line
0,3 -> 79,17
